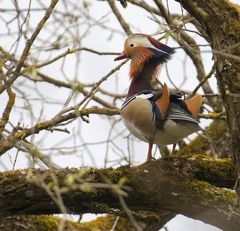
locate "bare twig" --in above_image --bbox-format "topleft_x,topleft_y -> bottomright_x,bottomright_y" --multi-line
0,86 -> 16,134
32,47 -> 119,68
150,0 -> 215,106
107,0 -> 132,36
189,64 -> 215,98
0,106 -> 120,156
0,0 -> 59,94
118,194 -> 143,231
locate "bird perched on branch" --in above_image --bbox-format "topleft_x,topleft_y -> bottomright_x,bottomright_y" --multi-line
114,33 -> 202,163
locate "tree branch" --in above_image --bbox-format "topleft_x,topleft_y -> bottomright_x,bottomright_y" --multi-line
0,106 -> 120,156
0,214 -> 142,231
0,156 -> 238,231
107,0 -> 132,36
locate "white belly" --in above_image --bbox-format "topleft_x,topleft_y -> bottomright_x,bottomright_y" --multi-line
154,119 -> 199,145
122,117 -> 199,146
121,98 -> 155,142
122,117 -> 150,142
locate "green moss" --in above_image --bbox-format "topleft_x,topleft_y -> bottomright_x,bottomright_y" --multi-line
187,180 -> 237,206
193,156 -> 235,187
100,166 -> 130,183
34,121 -> 52,132
0,215 -> 60,231
80,215 -> 135,231
33,215 -> 59,231
227,1 -> 240,13
222,1 -> 240,44
228,18 -> 240,36
0,214 -> 134,231
226,0 -> 240,15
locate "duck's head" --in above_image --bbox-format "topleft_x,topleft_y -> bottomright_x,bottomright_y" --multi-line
114,33 -> 175,78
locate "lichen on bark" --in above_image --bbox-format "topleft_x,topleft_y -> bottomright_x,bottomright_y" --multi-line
0,215 -> 135,231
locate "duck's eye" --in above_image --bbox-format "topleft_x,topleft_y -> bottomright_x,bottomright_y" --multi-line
130,43 -> 135,47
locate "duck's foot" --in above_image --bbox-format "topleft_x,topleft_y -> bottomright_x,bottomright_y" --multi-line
169,143 -> 177,156
142,156 -> 156,165
144,141 -> 153,163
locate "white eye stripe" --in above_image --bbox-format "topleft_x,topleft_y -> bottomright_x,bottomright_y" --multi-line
131,37 -> 151,48
128,36 -> 168,54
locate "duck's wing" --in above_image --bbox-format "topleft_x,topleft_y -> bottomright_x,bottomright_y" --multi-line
150,90 -> 201,125
166,102 -> 199,124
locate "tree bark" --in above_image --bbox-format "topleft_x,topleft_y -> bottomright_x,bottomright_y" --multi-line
0,156 -> 239,231
175,0 -> 240,204
0,215 -> 137,231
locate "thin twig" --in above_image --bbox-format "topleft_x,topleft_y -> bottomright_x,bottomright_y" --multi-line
0,106 -> 120,156
189,64 -> 215,98
199,112 -> 225,120
0,0 -> 59,94
107,0 -> 132,36
0,87 -> 16,134
32,47 -> 119,68
118,194 -> 143,231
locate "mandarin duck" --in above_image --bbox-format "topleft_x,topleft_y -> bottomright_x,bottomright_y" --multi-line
115,34 -> 202,163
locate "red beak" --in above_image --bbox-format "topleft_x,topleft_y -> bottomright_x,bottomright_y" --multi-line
114,51 -> 128,61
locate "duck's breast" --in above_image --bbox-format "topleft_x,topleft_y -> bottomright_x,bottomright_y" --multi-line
120,97 -> 155,142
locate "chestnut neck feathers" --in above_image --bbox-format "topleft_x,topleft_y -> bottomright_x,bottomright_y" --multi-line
127,57 -> 161,98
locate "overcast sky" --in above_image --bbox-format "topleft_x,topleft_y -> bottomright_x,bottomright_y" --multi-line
0,1 -> 238,230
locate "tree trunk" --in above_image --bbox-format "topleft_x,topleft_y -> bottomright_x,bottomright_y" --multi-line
175,0 -> 240,203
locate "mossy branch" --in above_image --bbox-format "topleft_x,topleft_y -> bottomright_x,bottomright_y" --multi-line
0,215 -> 136,231
0,156 -> 239,231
